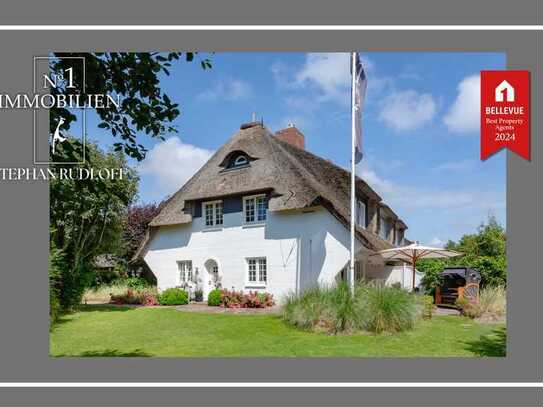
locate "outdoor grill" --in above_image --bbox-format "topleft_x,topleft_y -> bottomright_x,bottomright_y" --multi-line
435,267 -> 481,307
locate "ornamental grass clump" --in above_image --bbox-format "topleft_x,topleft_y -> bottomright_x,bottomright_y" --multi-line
282,284 -> 338,332
456,285 -> 506,319
282,281 -> 420,335
478,285 -> 506,316
359,282 -> 420,333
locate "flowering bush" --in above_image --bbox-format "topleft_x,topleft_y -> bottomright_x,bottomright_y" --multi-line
243,291 -> 275,308
220,289 -> 245,308
219,289 -> 275,309
110,288 -> 158,306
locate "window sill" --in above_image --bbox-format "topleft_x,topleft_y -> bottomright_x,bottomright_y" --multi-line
203,226 -> 224,232
245,284 -> 267,289
242,222 -> 266,229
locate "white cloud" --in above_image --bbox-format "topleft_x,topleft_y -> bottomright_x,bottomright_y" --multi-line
443,74 -> 480,133
294,53 -> 351,104
197,78 -> 253,101
429,237 -> 445,247
138,137 -> 214,198
378,90 -> 436,131
271,53 -> 386,130
358,163 -> 503,211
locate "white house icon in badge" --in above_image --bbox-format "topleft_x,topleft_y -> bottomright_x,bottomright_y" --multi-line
495,80 -> 515,102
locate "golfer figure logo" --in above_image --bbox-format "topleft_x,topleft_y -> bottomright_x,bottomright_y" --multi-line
51,117 -> 67,155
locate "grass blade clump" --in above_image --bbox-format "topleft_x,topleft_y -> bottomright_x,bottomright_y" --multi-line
282,281 -> 419,335
359,281 -> 419,333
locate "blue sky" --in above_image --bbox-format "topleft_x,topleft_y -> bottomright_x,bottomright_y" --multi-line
78,52 -> 506,246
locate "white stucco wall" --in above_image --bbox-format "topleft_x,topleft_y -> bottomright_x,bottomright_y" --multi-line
143,206 -> 361,303
365,263 -> 423,290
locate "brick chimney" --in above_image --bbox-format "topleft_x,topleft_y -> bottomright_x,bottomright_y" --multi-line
275,123 -> 305,150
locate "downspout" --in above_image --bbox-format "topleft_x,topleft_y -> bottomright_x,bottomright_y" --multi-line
296,237 -> 301,294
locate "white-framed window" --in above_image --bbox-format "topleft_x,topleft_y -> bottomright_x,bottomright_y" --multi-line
356,200 -> 366,229
247,257 -> 267,285
177,260 -> 193,284
203,200 -> 223,227
243,195 -> 267,223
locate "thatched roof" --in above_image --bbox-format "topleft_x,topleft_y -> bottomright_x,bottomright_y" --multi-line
93,254 -> 118,269
135,123 -> 399,260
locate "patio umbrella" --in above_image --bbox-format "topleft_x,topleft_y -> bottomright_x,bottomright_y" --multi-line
373,242 -> 463,290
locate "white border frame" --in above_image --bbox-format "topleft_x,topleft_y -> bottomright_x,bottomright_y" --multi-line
0,23 -> 531,389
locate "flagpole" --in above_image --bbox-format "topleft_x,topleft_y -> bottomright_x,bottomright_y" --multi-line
350,51 -> 356,296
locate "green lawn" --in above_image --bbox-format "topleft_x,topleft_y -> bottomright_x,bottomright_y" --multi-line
50,306 -> 506,357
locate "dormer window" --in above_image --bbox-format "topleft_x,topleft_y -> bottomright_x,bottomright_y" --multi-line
232,155 -> 249,167
219,150 -> 255,171
226,153 -> 250,170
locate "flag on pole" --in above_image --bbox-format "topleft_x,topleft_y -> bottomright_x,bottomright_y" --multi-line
351,52 -> 367,164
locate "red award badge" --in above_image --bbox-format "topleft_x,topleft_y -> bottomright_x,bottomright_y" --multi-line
480,70 -> 530,161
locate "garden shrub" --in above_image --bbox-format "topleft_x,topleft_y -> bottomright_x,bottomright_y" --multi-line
124,277 -> 150,289
207,289 -> 222,306
419,295 -> 434,320
243,291 -> 275,308
220,289 -> 245,308
158,288 -> 189,305
283,282 -> 419,334
478,285 -> 506,316
456,286 -> 506,319
110,287 -> 158,306
283,282 -> 365,334
359,283 -> 419,333
219,289 -> 275,309
283,285 -> 332,331
456,297 -> 482,318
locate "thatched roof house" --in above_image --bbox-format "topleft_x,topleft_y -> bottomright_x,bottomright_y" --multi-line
137,122 -> 414,298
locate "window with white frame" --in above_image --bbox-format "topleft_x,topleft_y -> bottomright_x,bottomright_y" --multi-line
203,200 -> 223,227
356,200 -> 366,228
244,195 -> 267,223
247,257 -> 267,285
177,261 -> 193,284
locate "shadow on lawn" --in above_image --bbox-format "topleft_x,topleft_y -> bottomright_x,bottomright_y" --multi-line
79,304 -> 136,312
51,305 -> 135,329
55,349 -> 151,357
464,327 -> 507,357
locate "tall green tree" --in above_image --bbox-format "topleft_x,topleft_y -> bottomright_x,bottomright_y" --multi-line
50,52 -> 212,161
50,140 -> 139,310
419,215 -> 507,293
